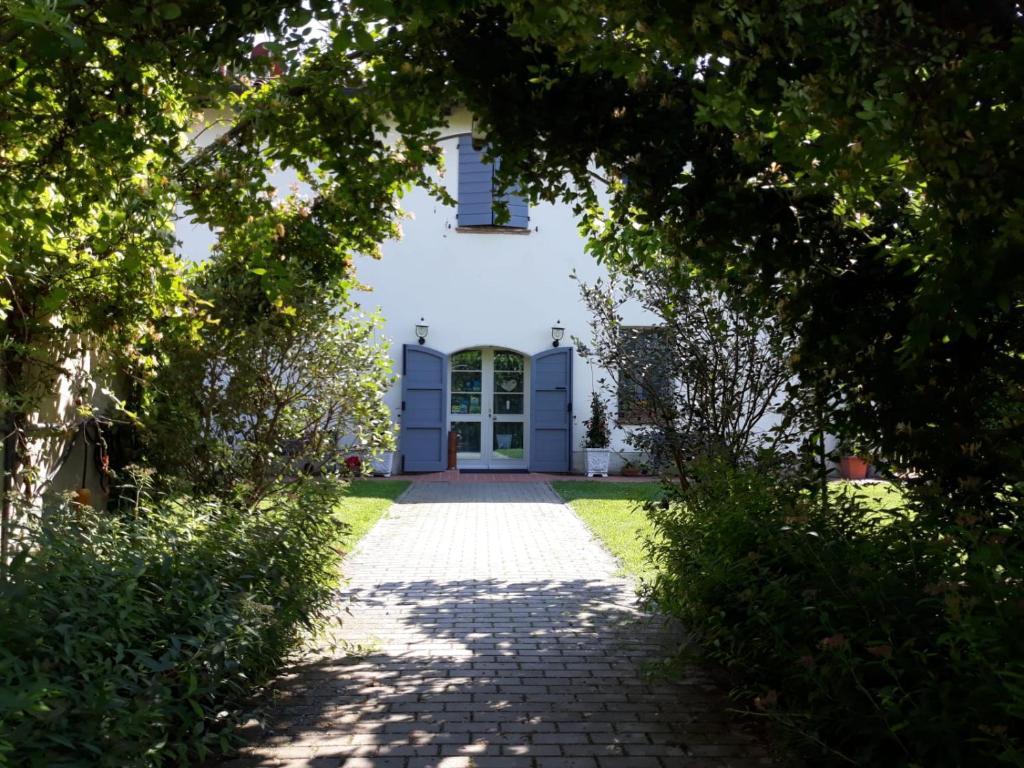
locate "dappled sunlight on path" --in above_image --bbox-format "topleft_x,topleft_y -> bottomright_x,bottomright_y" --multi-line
225,483 -> 769,768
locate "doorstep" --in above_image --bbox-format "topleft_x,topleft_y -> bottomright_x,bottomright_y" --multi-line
399,469 -> 660,483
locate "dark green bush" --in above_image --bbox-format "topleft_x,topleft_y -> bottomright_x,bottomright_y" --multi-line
646,459 -> 1024,766
0,482 -> 347,767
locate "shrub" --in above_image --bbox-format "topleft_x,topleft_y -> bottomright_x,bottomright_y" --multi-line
577,271 -> 799,477
646,459 -> 1024,766
144,209 -> 395,502
583,392 -> 611,449
0,481 -> 347,767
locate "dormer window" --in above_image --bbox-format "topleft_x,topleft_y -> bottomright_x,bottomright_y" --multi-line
457,135 -> 529,229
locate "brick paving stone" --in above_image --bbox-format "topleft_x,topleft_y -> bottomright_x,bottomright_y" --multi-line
232,482 -> 770,767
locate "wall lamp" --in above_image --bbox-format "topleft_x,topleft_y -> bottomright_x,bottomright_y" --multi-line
551,322 -> 565,348
415,318 -> 429,345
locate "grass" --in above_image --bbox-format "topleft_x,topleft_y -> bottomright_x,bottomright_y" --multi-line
827,480 -> 908,523
553,479 -> 908,579
551,481 -> 664,580
832,480 -> 905,510
333,479 -> 410,552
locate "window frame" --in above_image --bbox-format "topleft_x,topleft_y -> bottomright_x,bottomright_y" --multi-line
616,326 -> 670,426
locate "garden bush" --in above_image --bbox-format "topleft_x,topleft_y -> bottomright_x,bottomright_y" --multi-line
646,459 -> 1024,766
0,481 -> 347,767
144,247 -> 395,503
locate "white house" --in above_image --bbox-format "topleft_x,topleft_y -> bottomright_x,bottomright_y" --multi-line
176,108 -> 656,475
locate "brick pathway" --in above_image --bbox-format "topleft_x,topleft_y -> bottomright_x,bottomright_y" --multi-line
228,483 -> 770,768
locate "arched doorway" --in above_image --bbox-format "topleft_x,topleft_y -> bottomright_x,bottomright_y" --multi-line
449,347 -> 529,469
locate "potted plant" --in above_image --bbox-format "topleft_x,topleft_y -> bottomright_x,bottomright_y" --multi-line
583,392 -> 611,477
838,441 -> 870,480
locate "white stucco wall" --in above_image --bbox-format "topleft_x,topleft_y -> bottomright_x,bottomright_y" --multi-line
175,108 -> 656,473
358,110 -> 655,470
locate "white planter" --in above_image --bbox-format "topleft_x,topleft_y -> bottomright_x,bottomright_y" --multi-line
585,448 -> 610,477
369,451 -> 395,477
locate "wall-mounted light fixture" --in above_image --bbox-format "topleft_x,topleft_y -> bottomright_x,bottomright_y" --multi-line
415,318 -> 429,345
551,322 -> 565,348
470,116 -> 488,150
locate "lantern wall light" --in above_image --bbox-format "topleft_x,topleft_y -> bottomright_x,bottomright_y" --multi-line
415,318 -> 429,345
551,322 -> 565,348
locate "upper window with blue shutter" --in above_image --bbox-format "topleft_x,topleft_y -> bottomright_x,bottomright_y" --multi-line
457,135 -> 529,230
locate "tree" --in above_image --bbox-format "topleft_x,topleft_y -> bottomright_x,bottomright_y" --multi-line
145,195 -> 396,502
0,2 -> 438,513
0,3 -> 449,581
577,269 -> 798,482
339,0 -> 1024,506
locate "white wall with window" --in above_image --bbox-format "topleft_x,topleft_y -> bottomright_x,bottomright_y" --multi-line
175,108 -> 656,473
357,109 -> 655,472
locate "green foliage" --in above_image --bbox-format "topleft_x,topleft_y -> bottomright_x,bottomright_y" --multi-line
347,0 -> 1024,504
0,0 -> 303,488
577,270 -> 798,474
0,0 -> 438,506
646,459 -> 1024,765
1,10 -> 434,763
0,480 -> 348,767
582,391 -> 611,449
145,257 -> 396,500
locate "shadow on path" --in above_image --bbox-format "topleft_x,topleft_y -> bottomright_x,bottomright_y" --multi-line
224,577 -> 770,768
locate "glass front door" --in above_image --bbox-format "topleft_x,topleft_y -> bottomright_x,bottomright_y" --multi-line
450,348 -> 528,469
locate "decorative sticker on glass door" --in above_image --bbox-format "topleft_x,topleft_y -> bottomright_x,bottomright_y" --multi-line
493,354 -> 524,415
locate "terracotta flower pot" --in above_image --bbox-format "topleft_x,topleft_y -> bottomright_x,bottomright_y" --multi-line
839,455 -> 869,480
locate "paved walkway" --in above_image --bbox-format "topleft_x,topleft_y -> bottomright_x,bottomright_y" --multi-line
229,483 -> 769,768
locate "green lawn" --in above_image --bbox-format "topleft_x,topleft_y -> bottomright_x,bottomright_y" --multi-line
334,479 -> 410,552
551,481 -> 664,580
553,479 -> 908,579
829,480 -> 907,519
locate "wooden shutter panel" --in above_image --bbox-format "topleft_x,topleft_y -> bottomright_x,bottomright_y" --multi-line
529,346 -> 573,472
494,156 -> 530,228
458,135 -> 494,226
458,135 -> 529,228
400,344 -> 448,472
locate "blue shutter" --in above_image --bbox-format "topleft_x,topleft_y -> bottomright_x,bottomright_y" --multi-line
494,156 -> 530,228
458,135 -> 494,226
400,344 -> 448,472
529,347 -> 573,472
457,135 -> 529,228
504,191 -> 530,229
